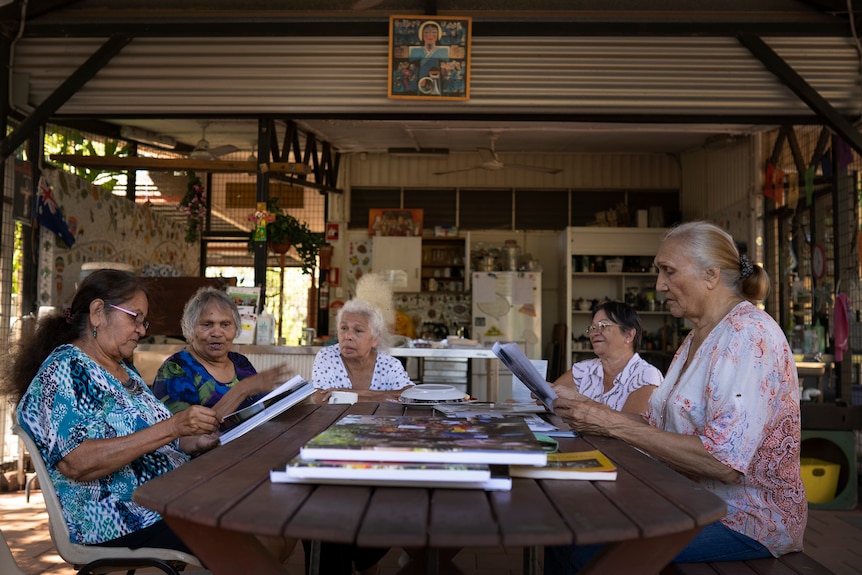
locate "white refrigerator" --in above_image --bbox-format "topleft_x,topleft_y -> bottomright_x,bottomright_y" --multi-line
471,271 -> 542,359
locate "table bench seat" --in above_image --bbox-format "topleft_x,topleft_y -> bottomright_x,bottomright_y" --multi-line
665,552 -> 835,575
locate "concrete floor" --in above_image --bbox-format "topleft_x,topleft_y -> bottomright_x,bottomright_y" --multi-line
2,489 -> 861,575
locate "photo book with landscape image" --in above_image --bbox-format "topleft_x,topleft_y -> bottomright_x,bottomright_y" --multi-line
299,413 -> 547,466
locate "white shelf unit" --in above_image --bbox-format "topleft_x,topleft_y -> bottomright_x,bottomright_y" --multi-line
558,227 -> 670,365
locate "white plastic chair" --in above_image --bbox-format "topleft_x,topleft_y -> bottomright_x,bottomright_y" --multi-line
0,530 -> 27,575
13,424 -> 207,575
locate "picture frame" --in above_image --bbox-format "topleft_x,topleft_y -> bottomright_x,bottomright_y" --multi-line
388,15 -> 471,101
368,208 -> 423,236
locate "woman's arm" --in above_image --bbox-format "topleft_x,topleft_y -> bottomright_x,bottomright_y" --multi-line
620,384 -> 657,416
553,394 -> 740,483
55,405 -> 219,482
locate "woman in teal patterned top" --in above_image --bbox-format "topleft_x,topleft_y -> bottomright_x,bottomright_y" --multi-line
4,270 -> 219,553
152,287 -> 293,420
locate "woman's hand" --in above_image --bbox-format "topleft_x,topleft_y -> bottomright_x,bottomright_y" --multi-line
552,393 -> 616,436
311,388 -> 333,404
243,363 -> 296,396
549,379 -> 582,400
169,404 -> 219,438
181,432 -> 221,455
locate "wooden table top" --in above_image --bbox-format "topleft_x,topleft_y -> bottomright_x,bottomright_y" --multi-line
134,402 -> 727,574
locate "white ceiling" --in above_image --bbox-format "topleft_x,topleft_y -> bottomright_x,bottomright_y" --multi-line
118,117 -> 761,158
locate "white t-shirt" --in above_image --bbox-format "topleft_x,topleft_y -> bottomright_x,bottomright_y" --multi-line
570,353 -> 662,412
311,344 -> 414,391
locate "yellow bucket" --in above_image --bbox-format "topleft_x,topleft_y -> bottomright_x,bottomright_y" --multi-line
800,457 -> 840,504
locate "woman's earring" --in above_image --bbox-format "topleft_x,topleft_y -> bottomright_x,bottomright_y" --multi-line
92,328 -> 97,338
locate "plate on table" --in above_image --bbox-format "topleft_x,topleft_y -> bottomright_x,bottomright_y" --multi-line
398,384 -> 472,407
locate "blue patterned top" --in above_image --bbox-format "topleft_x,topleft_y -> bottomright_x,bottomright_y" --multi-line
152,349 -> 261,414
16,344 -> 189,545
311,344 -> 414,390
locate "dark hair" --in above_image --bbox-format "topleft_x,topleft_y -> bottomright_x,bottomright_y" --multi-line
591,300 -> 643,352
2,269 -> 147,405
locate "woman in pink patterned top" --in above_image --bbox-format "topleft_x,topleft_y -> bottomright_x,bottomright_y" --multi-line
546,221 -> 806,573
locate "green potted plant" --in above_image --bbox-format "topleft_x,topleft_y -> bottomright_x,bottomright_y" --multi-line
248,196 -> 325,276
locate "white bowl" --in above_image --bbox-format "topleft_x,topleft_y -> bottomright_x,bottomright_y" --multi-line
400,384 -> 467,402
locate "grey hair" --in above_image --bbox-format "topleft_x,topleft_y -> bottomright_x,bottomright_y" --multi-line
337,297 -> 391,352
181,286 -> 242,341
664,221 -> 770,302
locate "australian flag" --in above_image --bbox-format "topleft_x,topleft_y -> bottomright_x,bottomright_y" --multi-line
36,176 -> 75,247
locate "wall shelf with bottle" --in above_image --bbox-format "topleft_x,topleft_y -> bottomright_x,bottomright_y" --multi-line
558,227 -> 677,364
421,236 -> 470,293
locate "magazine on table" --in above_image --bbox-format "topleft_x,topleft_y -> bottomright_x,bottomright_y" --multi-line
270,462 -> 512,491
299,413 -> 547,466
509,450 -> 617,480
218,375 -> 315,445
491,342 -> 557,412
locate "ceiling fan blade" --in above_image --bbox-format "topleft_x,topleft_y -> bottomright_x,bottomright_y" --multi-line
505,163 -> 563,175
477,147 -> 496,163
210,144 -> 240,158
433,166 -> 483,175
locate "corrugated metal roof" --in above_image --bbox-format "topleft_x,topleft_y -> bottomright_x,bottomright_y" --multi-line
12,35 -> 860,118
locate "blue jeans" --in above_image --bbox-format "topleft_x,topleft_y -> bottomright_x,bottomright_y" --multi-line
544,521 -> 771,574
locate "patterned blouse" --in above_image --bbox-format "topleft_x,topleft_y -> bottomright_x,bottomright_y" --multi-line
311,344 -> 414,391
152,349 -> 261,414
16,344 -> 188,545
646,301 -> 807,557
570,353 -> 662,412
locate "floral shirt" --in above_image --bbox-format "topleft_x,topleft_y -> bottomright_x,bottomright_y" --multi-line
311,344 -> 414,391
16,344 -> 188,545
152,349 -> 261,414
646,301 -> 807,556
570,353 -> 662,412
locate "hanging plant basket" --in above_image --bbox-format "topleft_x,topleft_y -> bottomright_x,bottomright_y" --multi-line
269,241 -> 292,254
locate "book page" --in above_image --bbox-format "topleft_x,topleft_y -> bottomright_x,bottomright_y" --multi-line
491,342 -> 557,411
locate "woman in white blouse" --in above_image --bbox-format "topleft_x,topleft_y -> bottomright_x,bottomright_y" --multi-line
311,273 -> 413,405
551,300 -> 662,415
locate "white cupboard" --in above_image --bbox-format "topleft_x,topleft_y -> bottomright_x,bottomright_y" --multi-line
372,236 -> 422,292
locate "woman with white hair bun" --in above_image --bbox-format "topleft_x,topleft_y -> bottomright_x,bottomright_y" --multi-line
310,273 -> 414,405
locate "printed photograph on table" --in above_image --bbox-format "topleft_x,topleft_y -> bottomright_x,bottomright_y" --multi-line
388,15 -> 471,101
368,208 -> 423,236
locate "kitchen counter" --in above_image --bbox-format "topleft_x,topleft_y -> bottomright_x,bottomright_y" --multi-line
134,343 -> 505,401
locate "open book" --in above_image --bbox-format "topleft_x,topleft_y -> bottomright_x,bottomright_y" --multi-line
218,375 -> 315,445
491,341 -> 557,411
510,450 -> 617,480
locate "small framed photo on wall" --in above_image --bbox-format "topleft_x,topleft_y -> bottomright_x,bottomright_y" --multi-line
388,15 -> 471,101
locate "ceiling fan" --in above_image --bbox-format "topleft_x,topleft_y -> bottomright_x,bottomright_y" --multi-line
433,133 -> 563,176
189,123 -> 240,160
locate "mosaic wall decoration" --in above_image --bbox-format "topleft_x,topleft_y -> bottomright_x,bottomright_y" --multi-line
38,168 -> 199,308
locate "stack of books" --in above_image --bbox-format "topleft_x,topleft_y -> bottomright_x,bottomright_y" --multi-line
270,413 -> 549,490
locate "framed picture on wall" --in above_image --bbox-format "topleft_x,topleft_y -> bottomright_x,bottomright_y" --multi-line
368,208 -> 423,236
388,15 -> 471,101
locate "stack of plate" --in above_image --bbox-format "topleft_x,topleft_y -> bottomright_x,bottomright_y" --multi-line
398,384 -> 471,406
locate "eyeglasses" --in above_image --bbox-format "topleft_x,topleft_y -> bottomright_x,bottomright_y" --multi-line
585,320 -> 617,336
109,304 -> 150,330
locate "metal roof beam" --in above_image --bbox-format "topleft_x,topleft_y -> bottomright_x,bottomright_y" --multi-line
0,33 -> 132,160
14,16 -> 854,39
738,33 -> 862,156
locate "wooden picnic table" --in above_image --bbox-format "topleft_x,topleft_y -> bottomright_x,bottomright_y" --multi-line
133,402 -> 726,575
